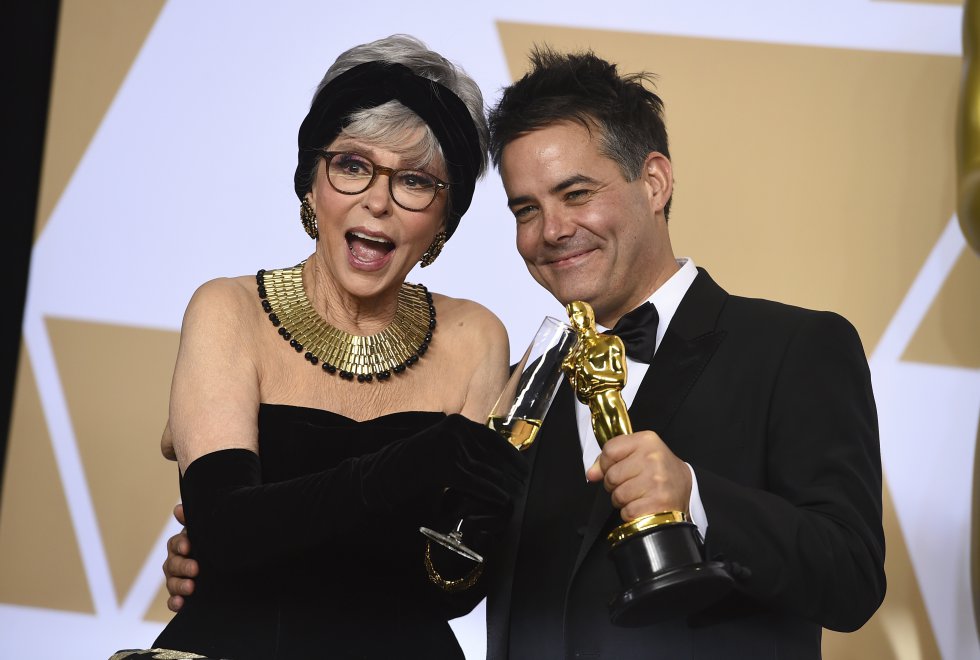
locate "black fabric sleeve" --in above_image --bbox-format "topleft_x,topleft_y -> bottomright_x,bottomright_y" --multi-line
179,413 -> 528,574
699,311 -> 886,632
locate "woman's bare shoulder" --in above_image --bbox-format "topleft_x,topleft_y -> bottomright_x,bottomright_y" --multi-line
430,292 -> 508,366
186,275 -> 256,308
430,292 -> 507,350
430,292 -> 506,335
182,275 -> 260,328
429,293 -> 510,420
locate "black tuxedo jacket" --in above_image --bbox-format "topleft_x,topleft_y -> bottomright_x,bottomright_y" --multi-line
485,269 -> 885,659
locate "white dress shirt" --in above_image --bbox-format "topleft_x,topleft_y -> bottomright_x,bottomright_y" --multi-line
573,257 -> 708,538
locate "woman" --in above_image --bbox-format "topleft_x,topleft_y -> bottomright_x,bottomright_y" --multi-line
141,35 -> 525,659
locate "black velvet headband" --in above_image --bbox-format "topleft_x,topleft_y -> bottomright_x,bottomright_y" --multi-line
294,60 -> 483,240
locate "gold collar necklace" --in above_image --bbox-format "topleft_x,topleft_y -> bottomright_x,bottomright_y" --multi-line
256,262 -> 435,383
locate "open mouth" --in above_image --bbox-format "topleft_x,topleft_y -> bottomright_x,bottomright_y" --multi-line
346,230 -> 395,263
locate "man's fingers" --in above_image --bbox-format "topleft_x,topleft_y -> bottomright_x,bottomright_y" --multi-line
601,430 -> 660,460
173,503 -> 186,526
588,437 -> 638,484
620,502 -> 646,523
165,574 -> 195,598
167,594 -> 184,613
586,458 -> 603,482
602,451 -> 647,490
166,531 -> 189,557
595,430 -> 692,519
609,476 -> 649,510
164,572 -> 194,611
166,555 -> 198,580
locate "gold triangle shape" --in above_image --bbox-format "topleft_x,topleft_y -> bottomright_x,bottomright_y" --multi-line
0,342 -> 94,612
902,248 -> 980,368
35,0 -> 166,239
46,317 -> 180,606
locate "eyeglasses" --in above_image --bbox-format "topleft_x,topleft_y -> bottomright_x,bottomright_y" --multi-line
319,151 -> 449,212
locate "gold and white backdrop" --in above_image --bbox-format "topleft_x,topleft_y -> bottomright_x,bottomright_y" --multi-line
1,1 -> 977,658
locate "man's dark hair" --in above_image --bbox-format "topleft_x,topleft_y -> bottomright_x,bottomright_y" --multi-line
488,47 -> 672,218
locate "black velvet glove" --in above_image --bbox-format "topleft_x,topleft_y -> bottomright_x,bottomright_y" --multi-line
425,423 -> 530,583
180,413 -> 527,572
438,484 -> 523,554
364,413 -> 528,515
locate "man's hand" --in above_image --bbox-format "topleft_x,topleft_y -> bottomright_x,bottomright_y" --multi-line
163,503 -> 198,612
586,430 -> 692,522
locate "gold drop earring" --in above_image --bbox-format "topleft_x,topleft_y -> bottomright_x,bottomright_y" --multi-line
419,231 -> 446,267
300,199 -> 318,240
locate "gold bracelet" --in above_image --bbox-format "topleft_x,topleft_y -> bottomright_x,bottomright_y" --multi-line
424,540 -> 484,593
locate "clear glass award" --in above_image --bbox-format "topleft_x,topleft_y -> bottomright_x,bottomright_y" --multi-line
420,316 -> 578,562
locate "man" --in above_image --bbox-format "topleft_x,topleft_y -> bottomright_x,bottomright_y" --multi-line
165,49 -> 886,658
482,48 -> 884,658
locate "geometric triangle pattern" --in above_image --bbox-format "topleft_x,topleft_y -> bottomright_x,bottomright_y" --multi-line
45,317 -> 180,608
35,0 -> 166,240
902,247 -> 980,368
0,343 -> 94,613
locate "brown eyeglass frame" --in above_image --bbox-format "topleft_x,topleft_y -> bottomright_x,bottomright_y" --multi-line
319,150 -> 450,212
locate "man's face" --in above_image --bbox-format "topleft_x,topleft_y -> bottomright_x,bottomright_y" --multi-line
499,121 -> 675,325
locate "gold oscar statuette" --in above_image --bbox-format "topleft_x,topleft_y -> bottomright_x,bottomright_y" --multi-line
563,300 -> 732,626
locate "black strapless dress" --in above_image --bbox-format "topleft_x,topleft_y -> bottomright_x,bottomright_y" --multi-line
152,404 -> 467,660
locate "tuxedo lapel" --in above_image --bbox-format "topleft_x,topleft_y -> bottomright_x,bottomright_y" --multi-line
571,472 -> 617,581
632,268 -> 728,435
567,268 -> 730,581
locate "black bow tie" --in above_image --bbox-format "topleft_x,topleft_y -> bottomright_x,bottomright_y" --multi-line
607,302 -> 659,363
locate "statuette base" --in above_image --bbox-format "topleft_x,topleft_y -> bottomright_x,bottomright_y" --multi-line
608,521 -> 733,626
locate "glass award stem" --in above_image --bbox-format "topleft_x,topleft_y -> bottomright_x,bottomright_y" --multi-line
420,518 -> 485,563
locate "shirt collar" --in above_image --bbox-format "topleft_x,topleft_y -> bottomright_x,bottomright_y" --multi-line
598,257 -> 697,355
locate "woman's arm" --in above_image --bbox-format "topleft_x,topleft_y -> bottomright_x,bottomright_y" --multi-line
180,414 -> 525,573
457,302 -> 510,423
169,278 -> 261,474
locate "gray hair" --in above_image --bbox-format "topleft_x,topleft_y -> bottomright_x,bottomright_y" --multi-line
298,35 -> 489,208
